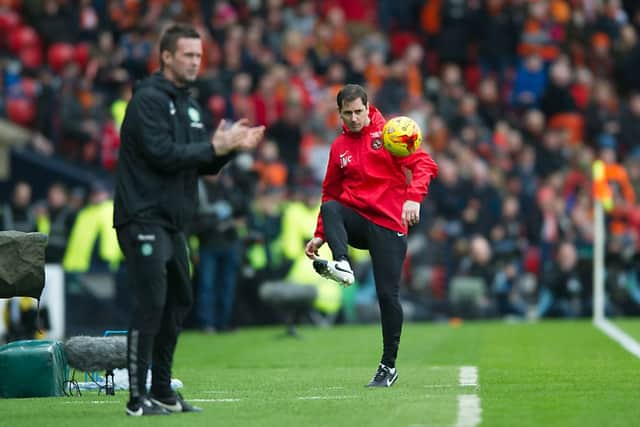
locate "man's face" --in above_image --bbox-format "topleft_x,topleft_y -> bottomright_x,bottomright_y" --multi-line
48,186 -> 67,208
163,37 -> 202,85
13,183 -> 31,208
339,98 -> 369,132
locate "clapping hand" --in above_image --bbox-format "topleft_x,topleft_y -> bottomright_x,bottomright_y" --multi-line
211,118 -> 265,156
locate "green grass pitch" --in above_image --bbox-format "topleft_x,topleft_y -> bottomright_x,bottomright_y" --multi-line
2,320 -> 640,426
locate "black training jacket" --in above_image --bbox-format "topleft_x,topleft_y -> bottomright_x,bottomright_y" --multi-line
114,72 -> 232,231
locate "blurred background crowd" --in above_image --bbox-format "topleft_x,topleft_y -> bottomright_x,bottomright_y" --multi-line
3,0 -> 640,340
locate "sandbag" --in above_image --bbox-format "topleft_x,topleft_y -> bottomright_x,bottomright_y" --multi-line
0,231 -> 48,299
0,339 -> 68,398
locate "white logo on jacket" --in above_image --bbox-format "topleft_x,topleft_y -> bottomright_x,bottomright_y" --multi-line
169,101 -> 176,115
188,106 -> 203,128
339,151 -> 352,169
188,107 -> 201,122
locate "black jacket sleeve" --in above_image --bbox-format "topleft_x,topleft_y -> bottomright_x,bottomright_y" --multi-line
198,152 -> 235,175
134,90 -> 215,172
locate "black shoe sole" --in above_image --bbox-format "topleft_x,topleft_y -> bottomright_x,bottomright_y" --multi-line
313,259 -> 335,281
313,259 -> 329,275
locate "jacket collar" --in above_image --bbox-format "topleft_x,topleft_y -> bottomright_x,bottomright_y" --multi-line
135,71 -> 191,98
341,106 -> 385,135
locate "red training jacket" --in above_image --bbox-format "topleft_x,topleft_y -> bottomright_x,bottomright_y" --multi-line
314,106 -> 439,239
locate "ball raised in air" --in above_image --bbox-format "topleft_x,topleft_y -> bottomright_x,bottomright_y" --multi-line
382,116 -> 422,157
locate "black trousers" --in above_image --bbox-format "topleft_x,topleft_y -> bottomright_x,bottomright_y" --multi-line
321,200 -> 407,368
116,222 -> 193,402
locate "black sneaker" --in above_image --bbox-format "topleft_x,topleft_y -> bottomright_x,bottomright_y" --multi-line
125,397 -> 171,416
150,392 -> 203,413
366,364 -> 398,387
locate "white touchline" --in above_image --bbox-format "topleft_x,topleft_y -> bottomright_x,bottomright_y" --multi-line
454,394 -> 482,427
594,318 -> 640,358
592,200 -> 640,359
454,366 -> 482,427
190,398 -> 241,403
458,366 -> 478,387
296,395 -> 357,400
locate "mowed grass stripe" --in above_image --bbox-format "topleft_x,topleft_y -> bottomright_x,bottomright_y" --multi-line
3,321 -> 640,426
473,320 -> 640,427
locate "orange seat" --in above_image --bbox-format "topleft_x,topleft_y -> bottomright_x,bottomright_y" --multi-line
548,113 -> 584,144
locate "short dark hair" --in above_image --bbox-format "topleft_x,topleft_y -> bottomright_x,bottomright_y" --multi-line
159,23 -> 201,67
336,84 -> 368,110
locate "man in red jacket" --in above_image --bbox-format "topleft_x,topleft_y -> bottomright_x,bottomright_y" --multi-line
305,84 -> 438,387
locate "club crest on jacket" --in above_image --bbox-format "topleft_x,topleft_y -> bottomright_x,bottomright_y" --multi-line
370,131 -> 382,149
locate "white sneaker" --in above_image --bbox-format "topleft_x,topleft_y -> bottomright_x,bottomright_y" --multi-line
313,259 -> 355,285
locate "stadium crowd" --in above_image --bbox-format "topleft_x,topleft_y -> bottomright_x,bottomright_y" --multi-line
3,0 -> 640,337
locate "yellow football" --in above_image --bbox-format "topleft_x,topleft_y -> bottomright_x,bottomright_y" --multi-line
382,116 -> 422,157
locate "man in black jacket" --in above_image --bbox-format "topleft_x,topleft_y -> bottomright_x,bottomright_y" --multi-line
114,23 -> 264,417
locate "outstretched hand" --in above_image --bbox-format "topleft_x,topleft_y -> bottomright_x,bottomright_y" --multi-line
211,118 -> 265,156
